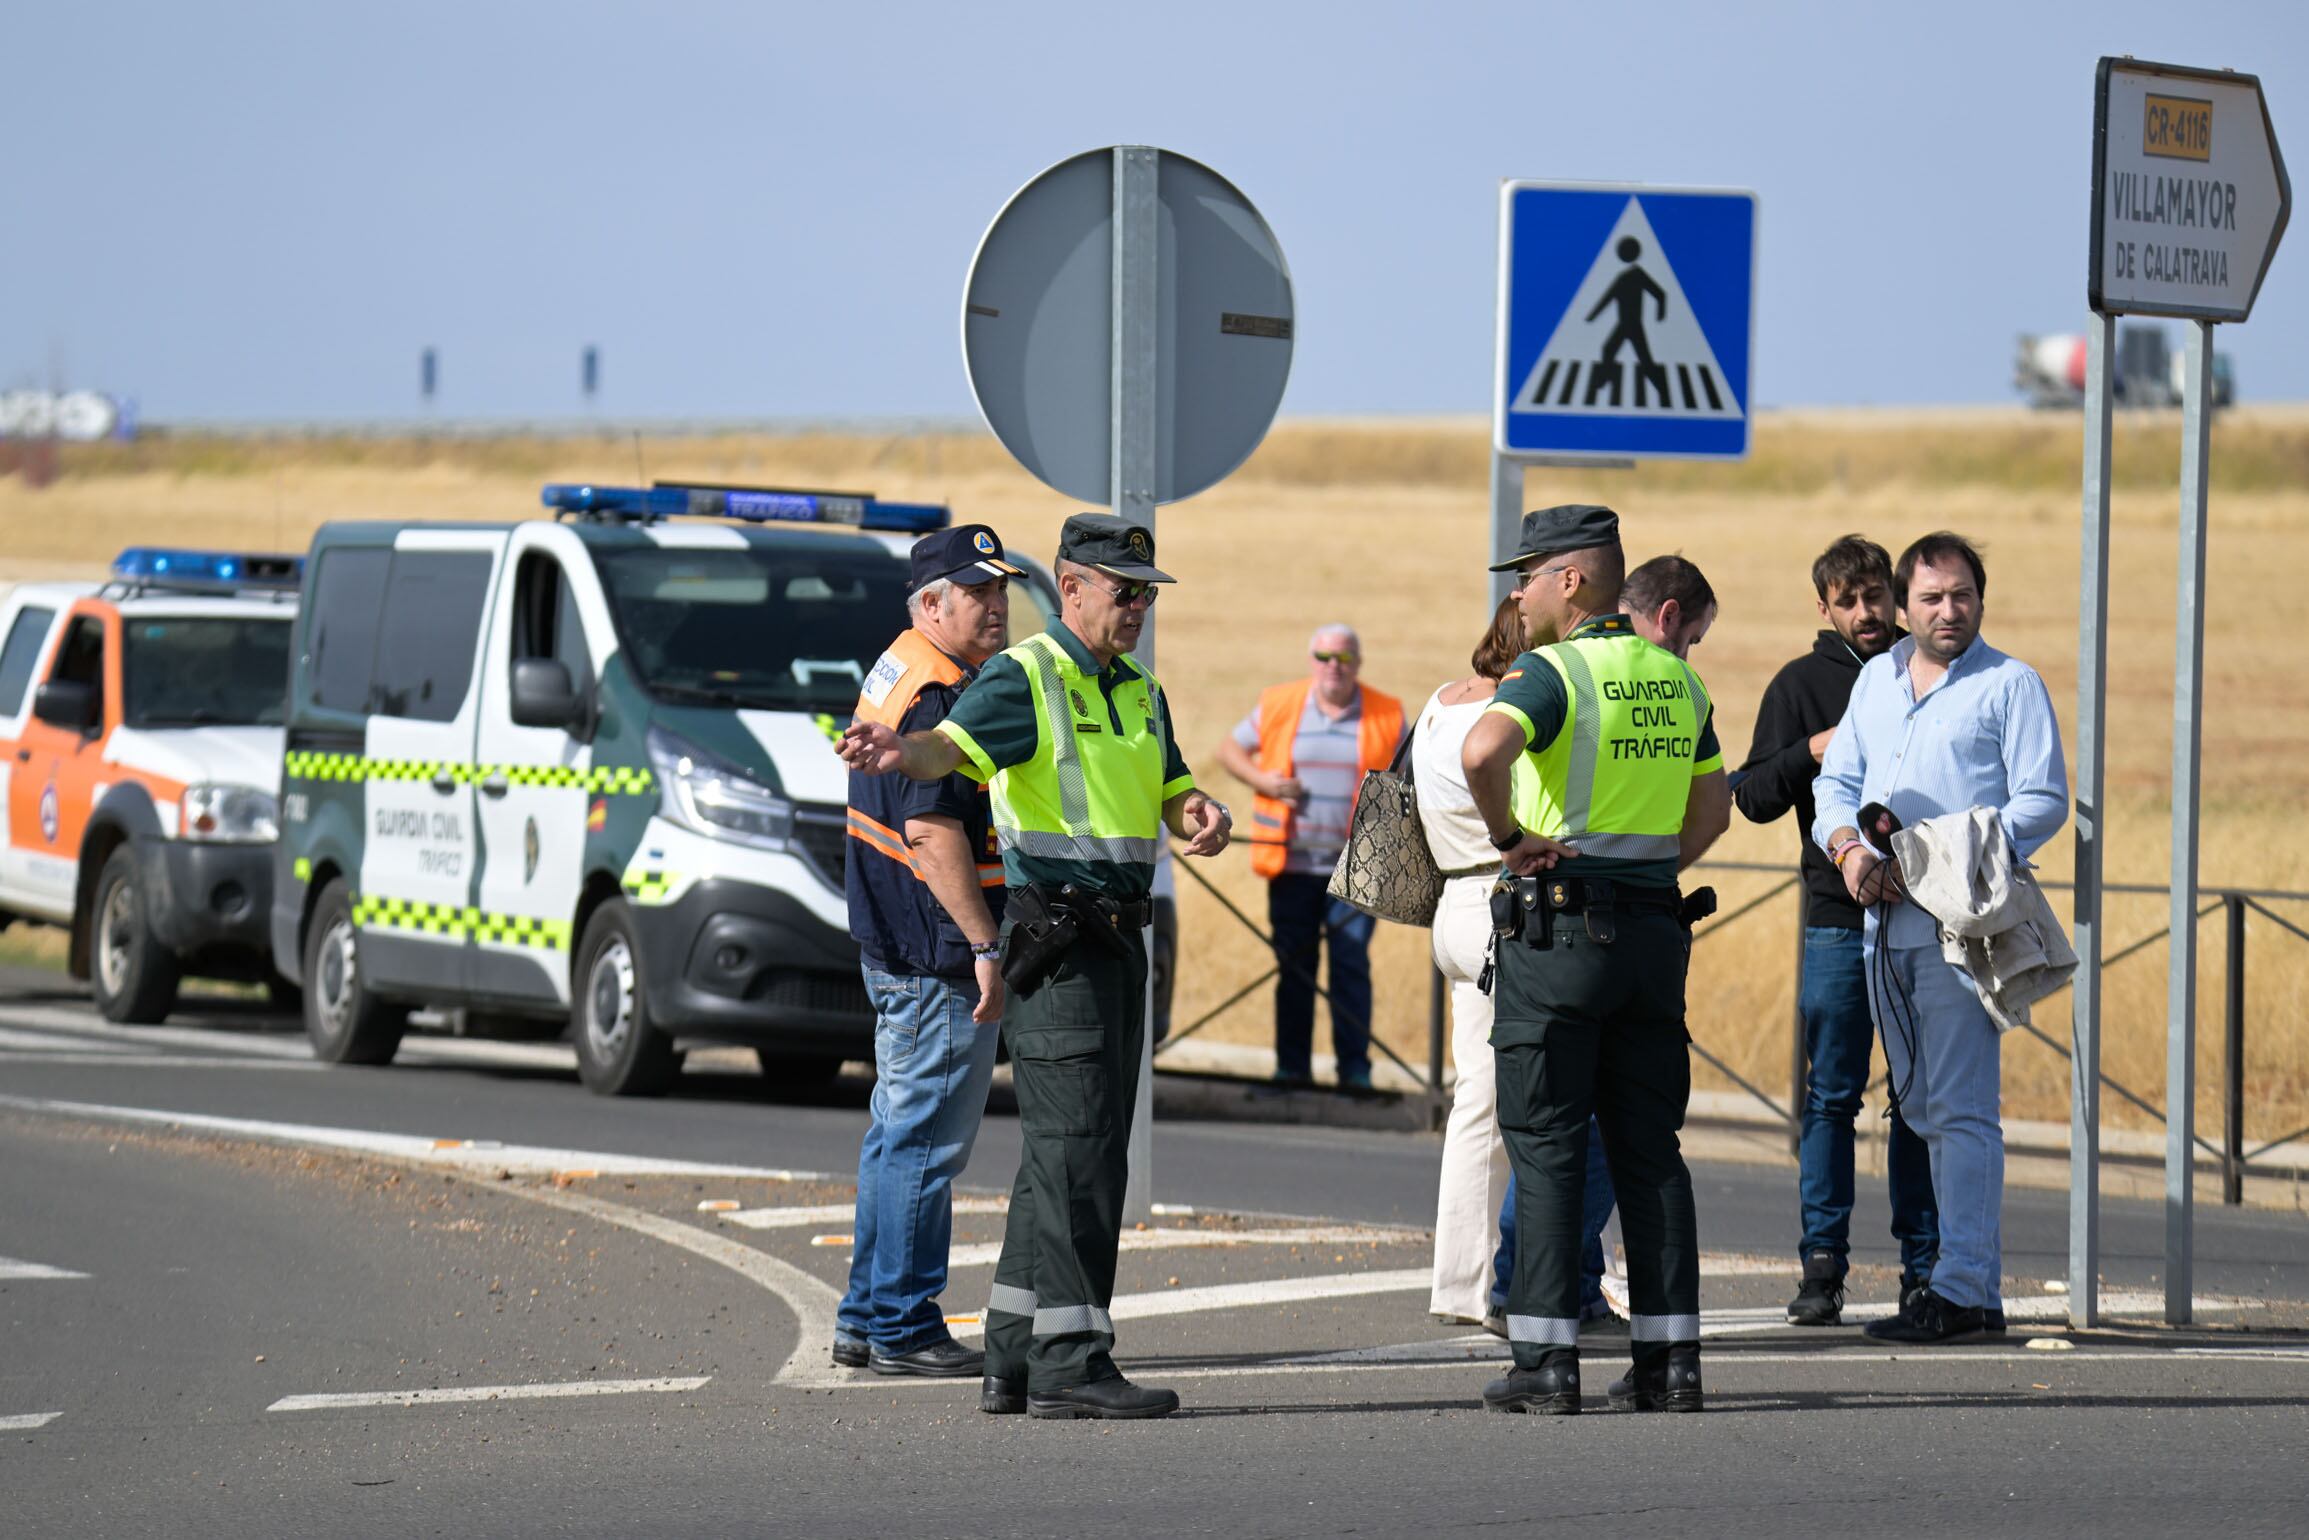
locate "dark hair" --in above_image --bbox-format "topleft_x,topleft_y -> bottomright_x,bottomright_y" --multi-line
1622,554 -> 1715,621
1894,531 -> 1987,605
1471,596 -> 1526,680
1810,534 -> 1893,601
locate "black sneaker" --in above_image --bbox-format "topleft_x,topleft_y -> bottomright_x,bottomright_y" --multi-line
1607,1346 -> 1703,1413
1903,1281 -> 2007,1335
1026,1376 -> 1180,1420
869,1337 -> 984,1378
1481,1353 -> 1580,1415
831,1335 -> 869,1369
1787,1249 -> 1845,1326
1864,1285 -> 1987,1344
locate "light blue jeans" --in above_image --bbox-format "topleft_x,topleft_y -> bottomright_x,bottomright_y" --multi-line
835,965 -> 1002,1354
1866,942 -> 2004,1311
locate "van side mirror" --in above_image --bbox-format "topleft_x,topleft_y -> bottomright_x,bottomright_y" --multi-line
510,659 -> 586,732
33,680 -> 98,733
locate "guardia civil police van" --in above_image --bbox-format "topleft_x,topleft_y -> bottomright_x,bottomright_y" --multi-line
0,548 -> 299,1021
270,483 -> 1060,1096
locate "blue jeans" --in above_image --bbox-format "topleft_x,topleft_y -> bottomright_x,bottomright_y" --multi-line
1800,926 -> 1939,1286
1868,942 -> 2004,1311
1491,1116 -> 1615,1314
835,965 -> 1002,1353
1270,871 -> 1374,1083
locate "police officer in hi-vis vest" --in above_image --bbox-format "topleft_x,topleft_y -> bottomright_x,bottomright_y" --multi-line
837,513 -> 1232,1421
1460,504 -> 1732,1415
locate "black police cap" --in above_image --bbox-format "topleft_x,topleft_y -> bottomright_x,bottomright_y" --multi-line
910,523 -> 1024,593
1056,513 -> 1175,583
1487,504 -> 1622,572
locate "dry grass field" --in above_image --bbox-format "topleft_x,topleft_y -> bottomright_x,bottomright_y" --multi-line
5,407 -> 2306,1146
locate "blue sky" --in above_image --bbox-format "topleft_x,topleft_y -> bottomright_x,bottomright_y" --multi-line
5,0 -> 2302,422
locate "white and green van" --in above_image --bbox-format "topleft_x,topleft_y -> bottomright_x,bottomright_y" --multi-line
269,483 -> 1058,1095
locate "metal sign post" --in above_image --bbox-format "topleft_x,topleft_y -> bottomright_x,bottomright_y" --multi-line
2070,311 -> 2114,1329
2084,57 -> 2287,1325
964,146 -> 1294,1224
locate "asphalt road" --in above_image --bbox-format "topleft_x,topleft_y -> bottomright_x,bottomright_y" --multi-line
3,967 -> 2306,1537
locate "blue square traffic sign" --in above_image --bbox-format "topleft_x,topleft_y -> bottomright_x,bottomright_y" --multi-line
1494,182 -> 1758,460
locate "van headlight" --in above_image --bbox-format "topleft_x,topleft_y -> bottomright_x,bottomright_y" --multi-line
181,784 -> 279,844
647,726 -> 795,851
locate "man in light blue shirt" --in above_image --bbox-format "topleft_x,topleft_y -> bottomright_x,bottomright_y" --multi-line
1813,532 -> 2067,1344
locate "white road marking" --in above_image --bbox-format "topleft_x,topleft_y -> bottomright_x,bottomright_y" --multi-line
0,1095 -> 837,1181
0,1006 -> 312,1059
723,1198 -> 1009,1231
945,1224 -> 1416,1269
947,1268 -> 1433,1340
270,1375 -> 710,1412
0,1026 -> 141,1054
0,1255 -> 89,1280
0,1053 -> 323,1071
0,1412 -> 64,1431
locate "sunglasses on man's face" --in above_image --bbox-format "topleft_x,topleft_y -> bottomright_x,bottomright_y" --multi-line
1081,575 -> 1157,608
1311,650 -> 1360,664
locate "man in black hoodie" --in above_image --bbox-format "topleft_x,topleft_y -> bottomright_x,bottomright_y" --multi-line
1735,534 -> 1938,1326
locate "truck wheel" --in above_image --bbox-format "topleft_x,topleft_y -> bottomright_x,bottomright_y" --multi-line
573,901 -> 678,1096
303,879 -> 406,1065
91,847 -> 181,1024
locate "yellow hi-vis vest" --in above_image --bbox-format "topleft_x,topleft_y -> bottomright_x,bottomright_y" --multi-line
986,630 -> 1172,869
1509,633 -> 1711,864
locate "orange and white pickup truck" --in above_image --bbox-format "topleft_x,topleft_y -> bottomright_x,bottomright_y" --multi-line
0,549 -> 299,1020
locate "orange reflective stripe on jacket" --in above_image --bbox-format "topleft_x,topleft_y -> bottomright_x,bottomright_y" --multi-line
852,628 -> 967,730
1246,678 -> 1406,879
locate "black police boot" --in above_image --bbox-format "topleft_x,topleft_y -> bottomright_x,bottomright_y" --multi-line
1026,1376 -> 1180,1420
1787,1248 -> 1846,1326
980,1373 -> 1027,1415
870,1337 -> 984,1378
830,1334 -> 869,1369
1481,1351 -> 1581,1415
1608,1344 -> 1703,1413
1864,1285 -> 1986,1344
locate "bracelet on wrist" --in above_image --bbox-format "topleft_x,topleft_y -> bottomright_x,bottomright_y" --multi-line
1828,837 -> 1865,869
969,941 -> 1000,958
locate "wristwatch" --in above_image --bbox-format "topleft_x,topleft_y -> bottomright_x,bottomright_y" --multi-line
1488,827 -> 1524,852
969,941 -> 1001,959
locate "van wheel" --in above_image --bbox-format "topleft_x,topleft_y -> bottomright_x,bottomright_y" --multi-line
303,879 -> 406,1065
91,847 -> 180,1024
573,901 -> 677,1096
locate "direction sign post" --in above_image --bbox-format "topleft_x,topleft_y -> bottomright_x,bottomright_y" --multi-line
2076,58 -> 2287,1327
1489,181 -> 1757,596
964,146 -> 1294,1223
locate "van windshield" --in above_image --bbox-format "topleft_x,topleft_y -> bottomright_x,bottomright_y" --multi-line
595,544 -> 908,710
122,616 -> 293,728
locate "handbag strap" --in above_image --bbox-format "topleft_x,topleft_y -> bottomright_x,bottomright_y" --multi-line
1386,718 -> 1417,776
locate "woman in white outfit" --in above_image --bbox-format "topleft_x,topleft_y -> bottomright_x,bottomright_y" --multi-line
1419,600 -> 1525,1323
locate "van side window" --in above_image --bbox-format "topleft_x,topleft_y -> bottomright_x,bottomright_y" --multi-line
511,554 -> 594,698
52,616 -> 106,720
308,548 -> 391,713
0,606 -> 56,717
373,551 -> 491,722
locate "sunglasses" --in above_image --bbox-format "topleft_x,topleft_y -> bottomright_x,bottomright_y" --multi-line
1081,574 -> 1158,608
1512,562 -> 1577,593
1311,650 -> 1360,664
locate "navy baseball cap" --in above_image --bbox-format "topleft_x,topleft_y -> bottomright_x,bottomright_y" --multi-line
910,524 -> 1024,592
1056,513 -> 1175,583
1487,504 -> 1621,572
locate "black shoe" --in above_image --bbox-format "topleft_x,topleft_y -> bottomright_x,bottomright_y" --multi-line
869,1337 -> 985,1377
831,1335 -> 869,1369
1864,1285 -> 1987,1344
1481,1354 -> 1581,1415
980,1374 -> 1027,1415
1608,1346 -> 1703,1413
1026,1377 -> 1180,1420
1983,1308 -> 2008,1334
1787,1249 -> 1846,1326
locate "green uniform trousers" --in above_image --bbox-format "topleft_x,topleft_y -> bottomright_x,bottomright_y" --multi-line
982,918 -> 1148,1390
1492,905 -> 1700,1371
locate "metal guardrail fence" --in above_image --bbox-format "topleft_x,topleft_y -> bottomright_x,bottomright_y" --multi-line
1160,853 -> 2308,1204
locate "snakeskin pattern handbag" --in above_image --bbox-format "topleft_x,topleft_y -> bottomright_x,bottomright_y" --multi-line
1326,727 -> 1446,927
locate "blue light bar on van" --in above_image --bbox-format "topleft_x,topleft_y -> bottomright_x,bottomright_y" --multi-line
111,548 -> 303,589
539,482 -> 950,534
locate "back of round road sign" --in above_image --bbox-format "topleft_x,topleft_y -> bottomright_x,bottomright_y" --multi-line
961,146 -> 1295,507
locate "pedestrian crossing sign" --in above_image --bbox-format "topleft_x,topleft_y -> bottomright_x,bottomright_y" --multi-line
1494,182 -> 1758,460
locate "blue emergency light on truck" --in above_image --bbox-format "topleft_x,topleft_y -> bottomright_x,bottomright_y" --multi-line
541,482 -> 950,533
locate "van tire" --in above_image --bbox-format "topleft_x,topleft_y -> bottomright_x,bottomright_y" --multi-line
573,901 -> 677,1096
90,847 -> 180,1024
303,879 -> 406,1065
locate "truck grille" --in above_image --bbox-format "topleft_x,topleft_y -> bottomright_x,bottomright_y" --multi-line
793,807 -> 848,892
